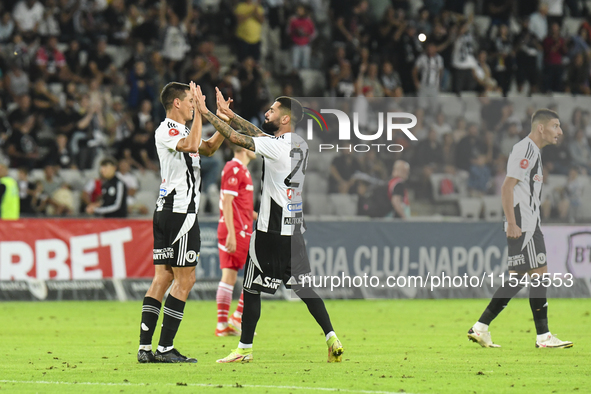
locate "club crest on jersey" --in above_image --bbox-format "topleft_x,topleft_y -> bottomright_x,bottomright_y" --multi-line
228,177 -> 238,185
520,159 -> 529,169
287,188 -> 293,200
169,128 -> 180,137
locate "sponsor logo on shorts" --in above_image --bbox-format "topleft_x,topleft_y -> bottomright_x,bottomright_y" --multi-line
537,253 -> 546,265
154,247 -> 174,260
298,272 -> 312,285
520,159 -> 529,169
287,202 -> 303,212
185,250 -> 198,263
284,217 -> 304,225
254,275 -> 281,289
508,253 -> 525,267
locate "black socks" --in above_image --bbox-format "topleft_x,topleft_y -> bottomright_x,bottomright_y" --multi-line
139,297 -> 161,346
158,295 -> 185,348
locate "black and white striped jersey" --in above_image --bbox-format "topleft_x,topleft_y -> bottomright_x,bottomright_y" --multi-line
154,118 -> 201,214
253,132 -> 307,236
505,136 -> 542,233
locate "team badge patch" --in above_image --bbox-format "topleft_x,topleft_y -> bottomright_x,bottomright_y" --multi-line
228,177 -> 238,185
520,159 -> 529,169
185,250 -> 198,263
169,128 -> 179,137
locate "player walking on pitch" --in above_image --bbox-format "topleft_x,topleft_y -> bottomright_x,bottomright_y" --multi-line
194,87 -> 343,363
468,109 -> 573,349
137,82 -> 226,363
215,145 -> 257,336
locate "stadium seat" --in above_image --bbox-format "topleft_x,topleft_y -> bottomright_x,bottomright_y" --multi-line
135,190 -> 158,213
59,169 -> 84,190
546,175 -> 568,192
105,45 -> 131,69
579,179 -> 591,220
458,197 -> 482,219
306,193 -> 333,216
473,16 -> 491,36
305,171 -> 328,194
482,196 -> 503,221
440,96 -> 463,119
430,173 -> 458,202
298,69 -> 326,96
71,190 -> 81,214
564,17 -> 583,35
135,170 -> 161,193
329,193 -> 358,217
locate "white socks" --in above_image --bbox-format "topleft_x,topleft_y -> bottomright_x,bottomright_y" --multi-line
238,342 -> 253,349
326,331 -> 336,341
473,322 -> 488,332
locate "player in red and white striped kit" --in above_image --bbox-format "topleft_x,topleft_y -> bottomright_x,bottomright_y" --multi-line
215,144 -> 257,336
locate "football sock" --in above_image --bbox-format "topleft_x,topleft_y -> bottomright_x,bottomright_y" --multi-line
238,342 -> 253,349
158,294 -> 185,349
529,285 -> 549,335
478,280 -> 524,325
240,290 -> 261,345
233,291 -> 244,318
139,296 -> 161,347
295,286 -> 334,335
216,281 -> 233,328
326,331 -> 336,341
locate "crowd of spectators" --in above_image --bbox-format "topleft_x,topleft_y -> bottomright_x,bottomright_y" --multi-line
0,0 -> 591,221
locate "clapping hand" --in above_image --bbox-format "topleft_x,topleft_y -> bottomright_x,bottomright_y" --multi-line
191,81 -> 208,114
215,87 -> 235,122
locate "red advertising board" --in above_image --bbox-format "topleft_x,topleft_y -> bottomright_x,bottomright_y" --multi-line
0,219 -> 154,279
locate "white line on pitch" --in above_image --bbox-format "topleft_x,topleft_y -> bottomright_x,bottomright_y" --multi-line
0,380 -> 414,394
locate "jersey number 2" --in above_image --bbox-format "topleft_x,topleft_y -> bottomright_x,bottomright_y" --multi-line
284,148 -> 308,187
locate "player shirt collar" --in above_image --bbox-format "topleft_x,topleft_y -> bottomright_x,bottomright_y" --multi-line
525,136 -> 540,152
166,117 -> 188,130
232,157 -> 247,169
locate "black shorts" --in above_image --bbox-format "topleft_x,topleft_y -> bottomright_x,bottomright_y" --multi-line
153,211 -> 201,267
507,225 -> 547,272
242,230 -> 311,294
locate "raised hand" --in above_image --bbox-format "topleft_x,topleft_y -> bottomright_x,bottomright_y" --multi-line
193,83 -> 209,114
215,87 -> 235,120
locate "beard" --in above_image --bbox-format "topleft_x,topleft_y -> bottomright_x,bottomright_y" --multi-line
261,119 -> 280,134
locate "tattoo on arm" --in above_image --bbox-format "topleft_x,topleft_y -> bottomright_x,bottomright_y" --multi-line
204,111 -> 256,151
230,114 -> 265,137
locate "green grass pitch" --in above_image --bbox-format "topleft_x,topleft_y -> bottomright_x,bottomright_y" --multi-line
1,299 -> 589,394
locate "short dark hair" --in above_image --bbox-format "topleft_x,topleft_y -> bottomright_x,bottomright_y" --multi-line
531,108 -> 559,126
275,96 -> 303,125
160,82 -> 190,111
100,157 -> 117,167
